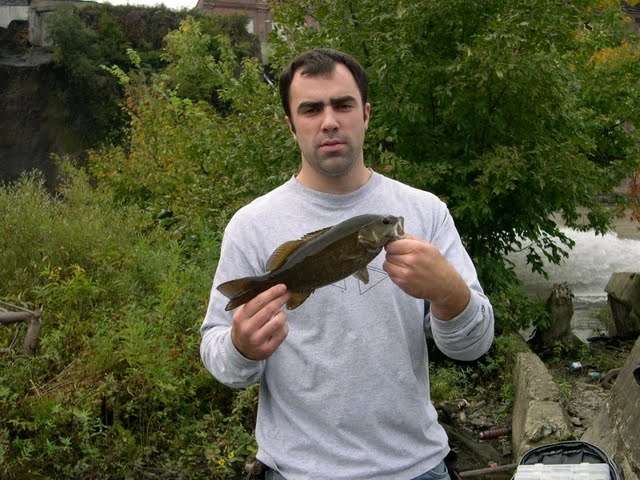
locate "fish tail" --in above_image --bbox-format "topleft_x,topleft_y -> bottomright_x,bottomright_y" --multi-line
217,277 -> 267,311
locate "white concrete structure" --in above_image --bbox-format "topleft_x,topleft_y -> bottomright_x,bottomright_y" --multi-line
0,0 -> 30,29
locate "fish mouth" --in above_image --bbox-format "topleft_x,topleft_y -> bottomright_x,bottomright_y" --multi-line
382,215 -> 404,239
359,215 -> 406,249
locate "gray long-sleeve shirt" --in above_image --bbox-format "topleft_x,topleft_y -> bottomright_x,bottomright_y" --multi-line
200,172 -> 494,480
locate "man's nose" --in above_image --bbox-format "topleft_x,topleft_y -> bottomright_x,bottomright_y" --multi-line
321,108 -> 339,131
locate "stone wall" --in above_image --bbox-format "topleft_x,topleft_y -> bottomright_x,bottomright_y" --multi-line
582,335 -> 640,480
511,352 -> 573,459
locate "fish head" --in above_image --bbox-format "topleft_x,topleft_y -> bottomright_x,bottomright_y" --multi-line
357,215 -> 405,250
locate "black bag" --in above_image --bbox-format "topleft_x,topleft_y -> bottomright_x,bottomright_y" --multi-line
514,440 -> 624,480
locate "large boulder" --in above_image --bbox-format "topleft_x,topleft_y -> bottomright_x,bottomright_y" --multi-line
582,335 -> 640,480
605,272 -> 640,338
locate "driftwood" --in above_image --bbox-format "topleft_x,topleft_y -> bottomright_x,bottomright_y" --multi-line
441,423 -> 504,464
459,463 -> 517,478
0,306 -> 43,356
532,282 -> 582,348
600,367 -> 621,389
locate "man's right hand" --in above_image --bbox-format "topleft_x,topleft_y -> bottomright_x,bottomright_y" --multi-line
231,284 -> 291,361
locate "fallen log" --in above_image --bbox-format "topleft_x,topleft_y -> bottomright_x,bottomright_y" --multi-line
0,311 -> 35,324
0,308 -> 43,356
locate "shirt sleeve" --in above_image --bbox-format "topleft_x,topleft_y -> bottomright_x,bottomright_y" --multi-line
430,292 -> 494,361
426,203 -> 495,361
199,225 -> 266,388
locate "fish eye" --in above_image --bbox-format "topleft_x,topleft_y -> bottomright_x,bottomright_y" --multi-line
382,217 -> 391,225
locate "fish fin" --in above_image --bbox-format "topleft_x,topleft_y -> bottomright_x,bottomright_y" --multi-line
266,240 -> 305,271
217,277 -> 265,311
266,227 -> 332,271
299,226 -> 333,241
286,291 -> 313,310
353,268 -> 370,284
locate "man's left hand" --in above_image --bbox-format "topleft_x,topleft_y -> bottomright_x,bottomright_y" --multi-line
383,234 -> 470,320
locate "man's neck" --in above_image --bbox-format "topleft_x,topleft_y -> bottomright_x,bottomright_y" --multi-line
296,165 -> 372,195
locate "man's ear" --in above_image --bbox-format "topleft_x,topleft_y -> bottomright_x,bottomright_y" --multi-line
286,116 -> 297,136
363,102 -> 371,130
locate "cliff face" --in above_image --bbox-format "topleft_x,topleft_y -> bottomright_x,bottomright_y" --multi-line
1,24 -> 93,188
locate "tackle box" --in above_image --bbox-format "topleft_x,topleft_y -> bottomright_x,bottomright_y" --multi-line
513,462 -> 610,480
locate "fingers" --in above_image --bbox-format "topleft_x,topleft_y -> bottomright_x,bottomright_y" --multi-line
384,234 -> 421,255
231,284 -> 291,361
384,236 -> 428,271
382,236 -> 445,299
241,283 -> 290,326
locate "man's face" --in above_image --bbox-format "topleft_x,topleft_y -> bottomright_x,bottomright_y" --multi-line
286,63 -> 371,179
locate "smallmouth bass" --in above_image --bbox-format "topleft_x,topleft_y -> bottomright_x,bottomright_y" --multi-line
217,214 -> 405,311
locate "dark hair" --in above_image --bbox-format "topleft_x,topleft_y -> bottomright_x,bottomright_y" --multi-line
278,48 -> 369,118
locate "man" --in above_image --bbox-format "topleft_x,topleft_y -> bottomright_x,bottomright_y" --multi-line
200,48 -> 494,480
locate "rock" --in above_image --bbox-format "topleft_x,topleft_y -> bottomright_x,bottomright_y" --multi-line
582,335 -> 640,480
511,352 -> 573,458
605,272 -> 640,338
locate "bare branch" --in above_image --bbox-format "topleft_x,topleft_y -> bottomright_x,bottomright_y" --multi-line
0,300 -> 33,312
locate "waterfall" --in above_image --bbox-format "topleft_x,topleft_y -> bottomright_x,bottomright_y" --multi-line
510,227 -> 640,340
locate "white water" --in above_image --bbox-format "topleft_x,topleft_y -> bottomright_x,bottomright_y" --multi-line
510,228 -> 640,340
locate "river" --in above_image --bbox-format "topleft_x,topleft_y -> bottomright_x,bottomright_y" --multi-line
510,220 -> 640,340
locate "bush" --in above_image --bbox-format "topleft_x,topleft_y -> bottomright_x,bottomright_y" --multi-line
0,161 -> 249,479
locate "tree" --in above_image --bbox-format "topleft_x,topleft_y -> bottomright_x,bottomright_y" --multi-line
89,1 -> 639,333
47,7 -> 129,143
92,24 -> 294,238
161,16 -> 224,99
267,0 -> 640,317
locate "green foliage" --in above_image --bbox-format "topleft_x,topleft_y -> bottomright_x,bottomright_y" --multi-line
430,335 -> 522,410
268,0 -> 640,322
4,1 -> 640,476
0,162 -> 251,479
46,7 -> 129,144
475,335 -> 525,406
161,15 -> 261,101
161,17 -> 222,99
429,363 -> 472,404
46,4 -> 262,146
91,20 -> 295,239
491,281 -> 549,333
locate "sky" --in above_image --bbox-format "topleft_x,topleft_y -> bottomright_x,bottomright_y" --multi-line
96,0 -> 199,10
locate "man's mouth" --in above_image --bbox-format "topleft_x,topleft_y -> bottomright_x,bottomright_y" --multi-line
320,140 -> 345,151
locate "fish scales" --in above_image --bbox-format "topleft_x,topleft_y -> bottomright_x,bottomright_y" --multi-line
217,214 -> 404,311
270,232 -> 375,288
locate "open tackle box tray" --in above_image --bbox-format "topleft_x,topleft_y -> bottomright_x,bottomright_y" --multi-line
512,441 -> 624,480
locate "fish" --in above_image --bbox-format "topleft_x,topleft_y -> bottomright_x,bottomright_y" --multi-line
217,214 -> 405,311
